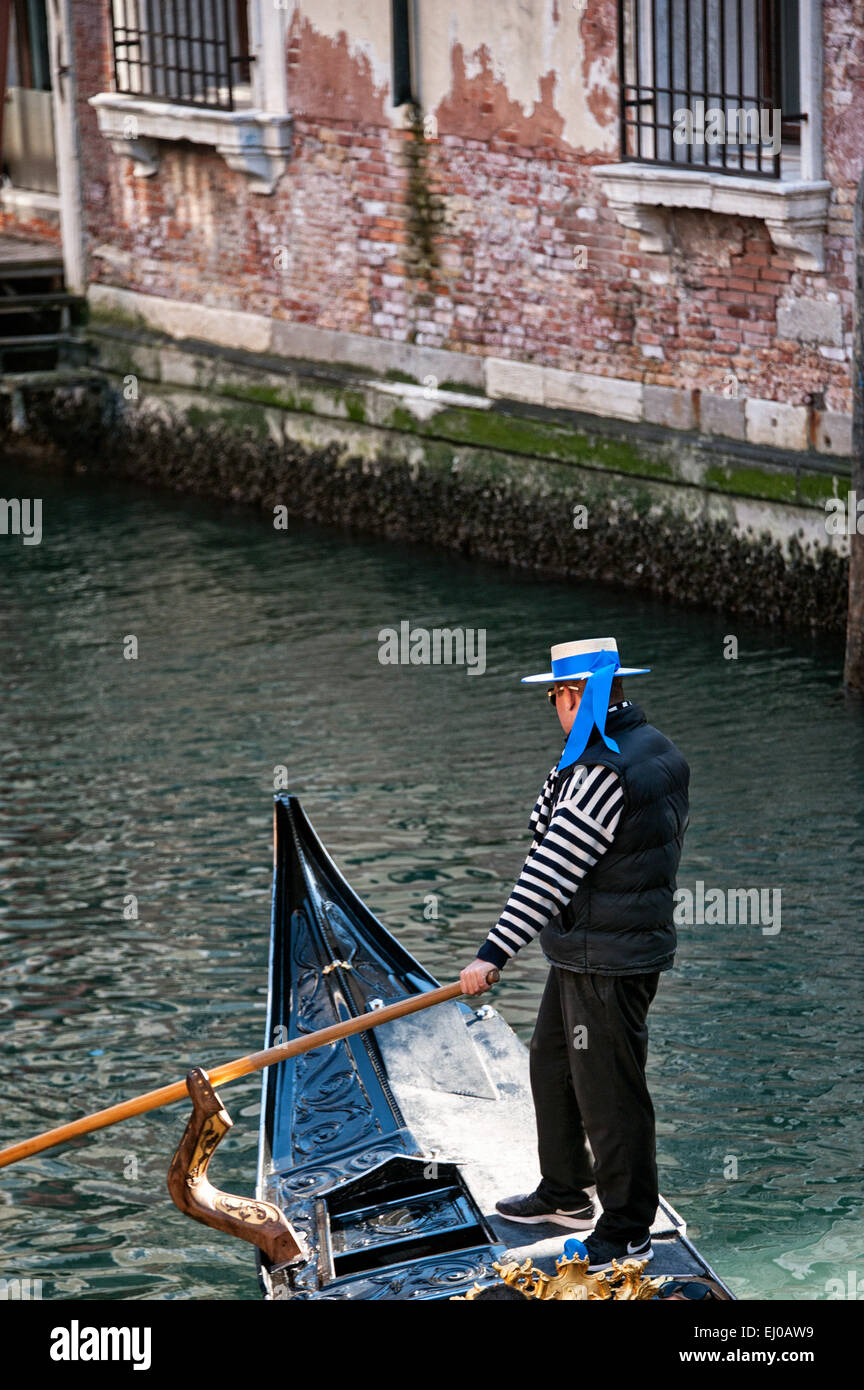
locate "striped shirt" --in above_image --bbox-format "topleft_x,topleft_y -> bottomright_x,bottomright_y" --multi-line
476,703 -> 630,970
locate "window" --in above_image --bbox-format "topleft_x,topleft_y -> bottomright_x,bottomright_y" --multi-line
93,1 -> 292,193
618,0 -> 802,180
391,0 -> 416,107
8,0 -> 51,92
1,0 -> 57,195
109,0 -> 252,111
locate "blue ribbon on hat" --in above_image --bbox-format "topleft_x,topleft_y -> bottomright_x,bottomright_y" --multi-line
554,648 -> 620,771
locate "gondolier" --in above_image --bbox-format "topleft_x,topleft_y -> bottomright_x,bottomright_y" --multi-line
0,787 -> 735,1299
460,637 -> 690,1274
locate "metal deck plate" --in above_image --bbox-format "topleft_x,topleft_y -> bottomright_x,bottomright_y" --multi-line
379,1004 -> 706,1280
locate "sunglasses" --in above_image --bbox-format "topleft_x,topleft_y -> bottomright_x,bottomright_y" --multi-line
546,684 -> 581,706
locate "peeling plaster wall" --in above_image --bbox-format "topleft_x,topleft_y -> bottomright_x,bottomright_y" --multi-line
286,2 -> 393,124
4,0 -> 858,440
285,1 -> 618,151
418,2 -> 616,152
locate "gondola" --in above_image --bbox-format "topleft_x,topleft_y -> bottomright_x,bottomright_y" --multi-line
238,794 -> 734,1301
0,793 -> 733,1299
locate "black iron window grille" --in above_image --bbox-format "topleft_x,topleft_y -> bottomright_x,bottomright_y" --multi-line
110,0 -> 253,111
617,0 -> 803,179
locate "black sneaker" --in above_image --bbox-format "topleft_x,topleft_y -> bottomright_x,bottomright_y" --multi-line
495,1190 -> 597,1230
582,1232 -> 653,1271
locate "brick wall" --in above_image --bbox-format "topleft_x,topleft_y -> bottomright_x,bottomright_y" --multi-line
0,208 -> 61,245
18,0 -> 864,428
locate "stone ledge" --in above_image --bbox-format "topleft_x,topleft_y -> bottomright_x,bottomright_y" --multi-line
84,319 -> 851,523
88,282 -> 486,388
7,374 -> 848,635
813,411 -> 852,457
89,93 -> 293,194
594,163 -> 832,271
745,398 -> 810,452
486,357 -> 643,421
700,393 -> 747,442
86,285 -> 852,465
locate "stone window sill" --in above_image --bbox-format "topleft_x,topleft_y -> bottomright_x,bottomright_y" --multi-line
0,182 -> 60,215
593,163 -> 832,271
89,93 -> 293,195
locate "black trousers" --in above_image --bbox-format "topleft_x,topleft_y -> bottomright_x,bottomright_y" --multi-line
530,965 -> 661,1244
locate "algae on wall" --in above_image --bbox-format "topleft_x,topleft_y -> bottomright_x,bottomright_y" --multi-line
3,379 -> 847,635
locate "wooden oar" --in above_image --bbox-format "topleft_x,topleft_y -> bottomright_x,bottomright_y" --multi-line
0,970 -> 499,1171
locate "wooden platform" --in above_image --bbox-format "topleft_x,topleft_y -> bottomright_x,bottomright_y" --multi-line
0,235 -> 63,275
0,237 -> 89,374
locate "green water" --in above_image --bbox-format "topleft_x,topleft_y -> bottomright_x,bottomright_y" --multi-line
1,456 -> 862,1301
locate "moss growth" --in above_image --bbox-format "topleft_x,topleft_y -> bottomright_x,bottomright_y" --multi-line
344,392 -> 367,423
384,368 -> 421,385
704,463 -> 800,503
88,302 -> 148,332
428,407 -> 675,481
228,382 -> 297,411
402,104 -> 443,280
798,470 -> 845,505
301,357 -> 386,380
438,379 -> 487,396
213,375 -> 355,419
9,380 -> 848,636
99,349 -> 140,380
184,401 -> 269,437
89,343 -> 839,514
388,405 -> 418,433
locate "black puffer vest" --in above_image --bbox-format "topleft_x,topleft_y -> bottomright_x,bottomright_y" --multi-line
540,701 -> 689,975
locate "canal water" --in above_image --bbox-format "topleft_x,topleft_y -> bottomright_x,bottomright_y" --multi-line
1,454 -> 862,1302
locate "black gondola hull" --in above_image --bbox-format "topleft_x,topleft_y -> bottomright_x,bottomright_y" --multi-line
256,796 -> 734,1301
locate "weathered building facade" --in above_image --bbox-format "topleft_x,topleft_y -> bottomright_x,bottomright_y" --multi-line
4,0 -> 861,451
2,2 -> 862,633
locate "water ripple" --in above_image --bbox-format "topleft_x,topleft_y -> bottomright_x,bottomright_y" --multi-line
1,455 -> 862,1299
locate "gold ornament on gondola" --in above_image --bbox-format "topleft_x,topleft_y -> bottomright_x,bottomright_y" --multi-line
452,1251 -> 667,1301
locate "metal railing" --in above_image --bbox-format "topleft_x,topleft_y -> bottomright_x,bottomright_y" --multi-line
617,0 -> 803,179
110,0 -> 252,111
